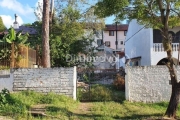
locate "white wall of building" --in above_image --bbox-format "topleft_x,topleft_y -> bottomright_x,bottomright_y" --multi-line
150,26 -> 180,65
125,20 -> 180,66
119,57 -> 125,68
125,20 -> 152,66
151,51 -> 179,65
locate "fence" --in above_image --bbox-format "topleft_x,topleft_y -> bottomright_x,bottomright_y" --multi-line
77,68 -> 125,84
77,68 -> 123,81
0,42 -> 38,70
153,43 -> 179,52
15,44 -> 37,68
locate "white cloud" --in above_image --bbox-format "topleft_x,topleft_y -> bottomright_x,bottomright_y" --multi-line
0,15 -> 23,28
0,0 -> 34,16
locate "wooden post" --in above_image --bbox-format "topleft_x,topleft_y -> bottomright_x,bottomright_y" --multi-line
27,46 -> 29,68
11,42 -> 14,68
36,45 -> 40,66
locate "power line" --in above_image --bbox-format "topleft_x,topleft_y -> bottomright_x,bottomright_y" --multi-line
125,25 -> 146,43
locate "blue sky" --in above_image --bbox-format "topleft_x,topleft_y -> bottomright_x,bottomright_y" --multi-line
0,0 -> 115,28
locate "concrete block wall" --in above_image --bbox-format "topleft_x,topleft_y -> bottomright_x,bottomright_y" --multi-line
13,67 -> 77,100
0,74 -> 13,91
125,66 -> 180,103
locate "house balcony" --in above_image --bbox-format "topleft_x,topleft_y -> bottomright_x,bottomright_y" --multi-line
153,43 -> 179,52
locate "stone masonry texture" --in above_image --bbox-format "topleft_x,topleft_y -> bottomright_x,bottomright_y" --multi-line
13,67 -> 76,99
125,66 -> 180,103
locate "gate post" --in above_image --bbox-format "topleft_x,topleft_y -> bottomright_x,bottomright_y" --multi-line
73,66 -> 77,100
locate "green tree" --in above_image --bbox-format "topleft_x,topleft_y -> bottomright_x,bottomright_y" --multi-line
22,23 -> 32,27
0,17 -> 6,32
28,21 -> 42,48
0,27 -> 29,67
32,0 -> 104,67
95,0 -> 180,119
2,27 -> 28,44
50,6 -> 88,67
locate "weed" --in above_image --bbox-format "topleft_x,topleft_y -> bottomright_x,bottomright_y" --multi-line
0,88 -> 11,105
113,73 -> 125,90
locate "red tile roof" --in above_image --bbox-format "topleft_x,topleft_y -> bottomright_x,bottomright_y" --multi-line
105,24 -> 128,31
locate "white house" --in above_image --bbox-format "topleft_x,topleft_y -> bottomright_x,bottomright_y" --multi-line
125,19 -> 180,66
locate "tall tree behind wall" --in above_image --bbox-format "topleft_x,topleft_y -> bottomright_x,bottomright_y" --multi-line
0,17 -> 6,32
42,0 -> 50,67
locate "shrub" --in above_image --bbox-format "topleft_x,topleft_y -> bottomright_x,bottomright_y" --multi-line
0,88 -> 11,105
77,87 -> 90,101
90,85 -> 112,101
77,84 -> 113,101
113,74 -> 125,91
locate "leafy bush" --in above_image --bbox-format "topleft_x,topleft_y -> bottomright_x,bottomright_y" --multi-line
113,74 -> 125,91
0,88 -> 11,105
77,87 -> 89,101
0,89 -> 27,118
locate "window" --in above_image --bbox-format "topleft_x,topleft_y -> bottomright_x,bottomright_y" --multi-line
109,31 -> 114,36
129,59 -> 141,66
124,30 -> 127,36
130,61 -> 139,66
121,41 -> 123,45
97,39 -> 103,46
105,41 -> 110,47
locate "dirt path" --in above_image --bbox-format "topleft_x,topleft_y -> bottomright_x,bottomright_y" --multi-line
0,116 -> 13,120
73,102 -> 93,115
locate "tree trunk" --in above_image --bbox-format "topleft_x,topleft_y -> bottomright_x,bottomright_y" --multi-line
165,81 -> 180,119
164,50 -> 180,119
42,0 -> 51,68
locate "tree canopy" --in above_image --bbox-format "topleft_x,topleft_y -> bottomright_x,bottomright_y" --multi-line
50,6 -> 94,67
32,0 -> 105,67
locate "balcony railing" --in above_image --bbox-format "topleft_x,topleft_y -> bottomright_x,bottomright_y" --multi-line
153,43 -> 179,52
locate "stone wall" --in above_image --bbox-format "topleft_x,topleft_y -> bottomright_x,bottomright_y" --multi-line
125,66 -> 180,103
12,67 -> 76,100
0,72 -> 13,91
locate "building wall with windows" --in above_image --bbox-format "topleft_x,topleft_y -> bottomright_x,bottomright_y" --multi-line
125,19 -> 180,66
103,24 -> 128,51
